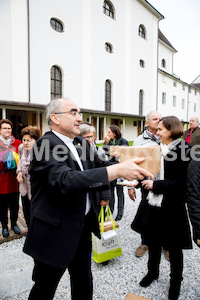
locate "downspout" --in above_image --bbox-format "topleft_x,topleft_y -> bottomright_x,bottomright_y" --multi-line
27,0 -> 31,103
186,86 -> 190,125
156,21 -> 159,111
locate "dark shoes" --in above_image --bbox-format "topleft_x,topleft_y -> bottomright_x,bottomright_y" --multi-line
139,273 -> 159,287
168,283 -> 181,300
115,215 -> 122,221
12,225 -> 21,234
2,228 -> 9,238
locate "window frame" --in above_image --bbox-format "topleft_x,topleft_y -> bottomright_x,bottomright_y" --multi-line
105,42 -> 113,53
138,25 -> 146,39
161,59 -> 166,68
51,66 -> 63,100
162,92 -> 166,104
105,80 -> 112,112
139,90 -> 144,116
50,18 -> 64,33
139,59 -> 145,68
103,0 -> 115,19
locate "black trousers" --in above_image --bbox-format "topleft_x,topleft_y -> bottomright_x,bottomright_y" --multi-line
110,181 -> 124,217
0,192 -> 19,228
147,242 -> 183,284
21,195 -> 30,228
28,213 -> 93,300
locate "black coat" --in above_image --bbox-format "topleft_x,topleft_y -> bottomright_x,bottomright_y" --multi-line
133,141 -> 192,250
23,131 -> 111,268
187,153 -> 200,245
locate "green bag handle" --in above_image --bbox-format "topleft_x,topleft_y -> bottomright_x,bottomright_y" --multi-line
98,205 -> 116,235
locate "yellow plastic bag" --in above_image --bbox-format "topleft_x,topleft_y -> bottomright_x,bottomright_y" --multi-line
92,206 -> 122,263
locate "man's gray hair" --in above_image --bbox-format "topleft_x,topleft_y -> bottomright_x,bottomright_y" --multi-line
145,111 -> 161,122
79,123 -> 96,136
46,98 -> 63,126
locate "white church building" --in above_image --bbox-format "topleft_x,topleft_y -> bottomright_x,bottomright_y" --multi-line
0,0 -> 199,142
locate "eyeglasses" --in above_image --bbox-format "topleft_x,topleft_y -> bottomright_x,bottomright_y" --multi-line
1,128 -> 12,130
54,110 -> 82,117
84,135 -> 94,140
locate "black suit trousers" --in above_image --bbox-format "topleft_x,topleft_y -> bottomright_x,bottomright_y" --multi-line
28,212 -> 93,300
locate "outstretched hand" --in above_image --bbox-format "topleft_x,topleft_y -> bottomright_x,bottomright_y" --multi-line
119,158 -> 154,181
106,157 -> 154,183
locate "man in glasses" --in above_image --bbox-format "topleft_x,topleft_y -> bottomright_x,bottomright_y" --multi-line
24,98 -> 153,300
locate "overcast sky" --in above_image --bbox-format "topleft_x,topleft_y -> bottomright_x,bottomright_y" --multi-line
148,0 -> 200,84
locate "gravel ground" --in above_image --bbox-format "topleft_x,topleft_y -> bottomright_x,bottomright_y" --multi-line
0,189 -> 200,300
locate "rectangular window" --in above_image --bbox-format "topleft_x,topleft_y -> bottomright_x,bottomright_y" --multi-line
194,103 -> 197,112
162,92 -> 166,104
195,90 -> 197,96
182,99 -> 185,109
172,96 -> 176,107
162,76 -> 167,83
173,81 -> 177,87
182,84 -> 185,91
133,121 -> 137,127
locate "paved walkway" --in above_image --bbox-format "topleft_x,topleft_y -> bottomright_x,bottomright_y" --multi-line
0,206 -> 28,244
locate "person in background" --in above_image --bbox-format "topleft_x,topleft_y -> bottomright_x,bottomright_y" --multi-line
16,126 -> 41,228
128,111 -> 164,259
139,116 -> 192,300
187,152 -> 200,248
0,119 -> 21,238
79,122 -> 106,160
23,98 -> 153,300
103,125 -> 129,221
183,116 -> 200,148
17,122 -> 26,140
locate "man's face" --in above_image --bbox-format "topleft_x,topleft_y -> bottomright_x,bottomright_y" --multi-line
52,100 -> 82,138
189,117 -> 198,130
146,113 -> 161,133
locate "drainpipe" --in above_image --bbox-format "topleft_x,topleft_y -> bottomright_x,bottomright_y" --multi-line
27,0 -> 31,103
156,23 -> 159,111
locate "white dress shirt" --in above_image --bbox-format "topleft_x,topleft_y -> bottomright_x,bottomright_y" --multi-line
52,130 -> 91,214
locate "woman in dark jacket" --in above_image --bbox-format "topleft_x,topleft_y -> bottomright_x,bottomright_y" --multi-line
138,116 -> 192,300
187,152 -> 200,247
103,125 -> 129,221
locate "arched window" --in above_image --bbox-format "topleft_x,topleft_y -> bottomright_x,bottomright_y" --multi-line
105,80 -> 112,111
139,90 -> 144,116
105,42 -> 113,53
50,18 -> 64,32
161,59 -> 166,68
103,0 -> 115,19
138,25 -> 146,39
139,59 -> 145,68
51,66 -> 62,100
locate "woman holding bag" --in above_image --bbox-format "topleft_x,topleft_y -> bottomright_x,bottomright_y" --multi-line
138,116 -> 192,300
0,119 -> 21,238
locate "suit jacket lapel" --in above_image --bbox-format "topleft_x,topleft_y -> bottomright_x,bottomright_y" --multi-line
50,131 -> 82,171
73,138 -> 88,170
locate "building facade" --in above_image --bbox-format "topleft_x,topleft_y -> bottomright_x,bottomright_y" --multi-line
0,0 -> 199,142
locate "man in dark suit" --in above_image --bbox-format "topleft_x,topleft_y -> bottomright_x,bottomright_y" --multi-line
23,98 -> 153,300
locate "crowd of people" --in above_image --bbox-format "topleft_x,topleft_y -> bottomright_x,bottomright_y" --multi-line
0,99 -> 200,300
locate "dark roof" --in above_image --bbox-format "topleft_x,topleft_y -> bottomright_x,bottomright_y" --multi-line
158,29 -> 177,52
143,0 -> 164,19
191,83 -> 200,90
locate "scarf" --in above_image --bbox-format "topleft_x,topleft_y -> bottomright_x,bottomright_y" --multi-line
0,135 -> 12,148
147,138 -> 181,207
